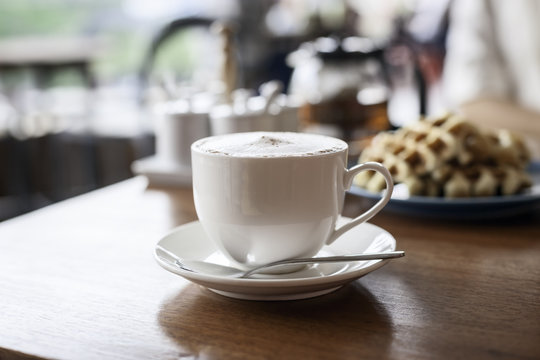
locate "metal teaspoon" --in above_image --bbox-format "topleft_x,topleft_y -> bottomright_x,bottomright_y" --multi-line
156,245 -> 404,279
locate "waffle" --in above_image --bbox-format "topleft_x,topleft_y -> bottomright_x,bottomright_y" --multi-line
354,113 -> 532,198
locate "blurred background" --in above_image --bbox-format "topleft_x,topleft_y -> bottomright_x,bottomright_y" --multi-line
3,0 -> 532,221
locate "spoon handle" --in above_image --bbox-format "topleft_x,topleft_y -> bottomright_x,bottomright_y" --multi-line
241,251 -> 405,278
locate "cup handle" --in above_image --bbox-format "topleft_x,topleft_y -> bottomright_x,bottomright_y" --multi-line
326,162 -> 394,245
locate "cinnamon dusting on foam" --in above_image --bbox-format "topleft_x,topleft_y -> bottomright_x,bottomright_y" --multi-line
193,132 -> 346,158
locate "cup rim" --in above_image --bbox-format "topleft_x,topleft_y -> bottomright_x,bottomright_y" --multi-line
191,131 -> 348,159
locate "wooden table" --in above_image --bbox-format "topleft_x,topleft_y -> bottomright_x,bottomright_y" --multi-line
1,177 -> 539,359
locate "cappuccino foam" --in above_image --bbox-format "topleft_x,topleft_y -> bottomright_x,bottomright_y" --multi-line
192,132 -> 347,157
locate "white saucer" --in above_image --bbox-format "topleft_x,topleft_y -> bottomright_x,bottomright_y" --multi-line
154,218 -> 397,301
132,156 -> 192,186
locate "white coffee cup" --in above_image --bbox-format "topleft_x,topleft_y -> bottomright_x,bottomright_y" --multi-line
191,131 -> 393,269
155,99 -> 210,168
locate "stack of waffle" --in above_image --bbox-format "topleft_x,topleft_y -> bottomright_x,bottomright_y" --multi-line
354,113 -> 532,198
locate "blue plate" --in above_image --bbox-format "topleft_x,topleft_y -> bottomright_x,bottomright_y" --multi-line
348,162 -> 540,220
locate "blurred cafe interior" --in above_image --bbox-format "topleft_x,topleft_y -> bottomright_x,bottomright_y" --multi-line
1,2 -> 540,359
0,0 -> 539,221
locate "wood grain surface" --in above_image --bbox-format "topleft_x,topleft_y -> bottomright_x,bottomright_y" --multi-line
0,177 -> 539,360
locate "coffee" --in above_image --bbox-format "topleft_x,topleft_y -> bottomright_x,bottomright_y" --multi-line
192,131 -> 347,158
